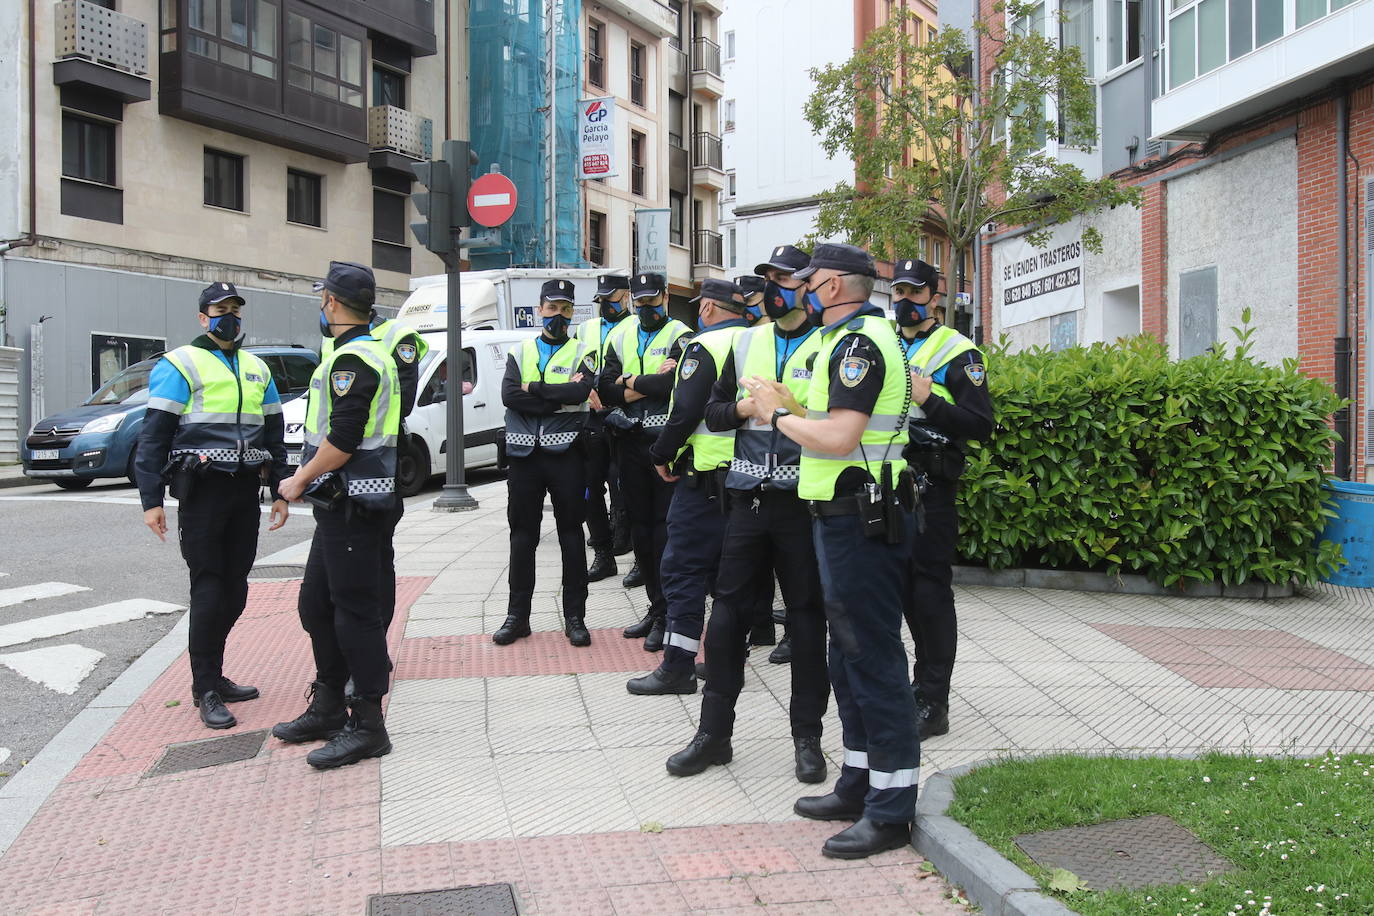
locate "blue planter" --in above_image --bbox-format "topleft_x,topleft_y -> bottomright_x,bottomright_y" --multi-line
1320,480 -> 1374,587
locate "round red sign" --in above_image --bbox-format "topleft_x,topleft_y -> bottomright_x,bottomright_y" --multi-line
467,172 -> 519,228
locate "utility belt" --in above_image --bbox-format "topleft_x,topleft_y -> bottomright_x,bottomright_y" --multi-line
807,465 -> 918,544
300,472 -> 391,520
674,454 -> 729,510
904,444 -> 966,483
160,452 -> 261,501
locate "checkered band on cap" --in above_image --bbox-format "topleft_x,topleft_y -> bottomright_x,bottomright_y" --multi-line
346,477 -> 395,496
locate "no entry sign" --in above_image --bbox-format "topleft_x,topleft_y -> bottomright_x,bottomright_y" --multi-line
467,172 -> 518,228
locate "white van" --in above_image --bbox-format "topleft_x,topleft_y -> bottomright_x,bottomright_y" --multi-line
282,326 -> 537,495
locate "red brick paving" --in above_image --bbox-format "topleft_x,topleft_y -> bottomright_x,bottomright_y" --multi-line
396,628 -> 664,679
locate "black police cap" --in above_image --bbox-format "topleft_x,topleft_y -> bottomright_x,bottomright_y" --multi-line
540,279 -> 576,302
199,281 -> 244,310
892,258 -> 940,289
735,275 -> 766,296
792,243 -> 877,280
594,274 -> 630,297
690,278 -> 744,309
754,244 -> 810,276
312,261 -> 376,308
630,272 -> 666,299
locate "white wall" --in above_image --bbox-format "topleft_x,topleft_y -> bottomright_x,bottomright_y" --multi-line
0,1 -> 22,241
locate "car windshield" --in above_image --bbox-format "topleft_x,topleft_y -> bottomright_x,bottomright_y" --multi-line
86,362 -> 155,405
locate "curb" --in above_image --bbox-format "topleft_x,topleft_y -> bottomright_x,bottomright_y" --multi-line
952,565 -> 1294,599
0,473 -> 43,490
914,760 -> 1078,916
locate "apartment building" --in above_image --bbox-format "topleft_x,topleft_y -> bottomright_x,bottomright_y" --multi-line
975,0 -> 1374,475
0,0 -> 461,438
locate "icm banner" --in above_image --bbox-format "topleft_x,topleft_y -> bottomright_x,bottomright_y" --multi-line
996,223 -> 1085,327
635,209 -> 670,275
578,97 -> 617,180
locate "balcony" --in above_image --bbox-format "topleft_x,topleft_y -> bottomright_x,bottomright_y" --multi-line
1153,0 -> 1374,140
367,105 -> 432,174
691,131 -> 725,191
630,73 -> 646,107
694,0 -> 726,13
588,51 -> 605,89
52,0 -> 151,103
591,0 -> 678,39
690,37 -> 724,98
693,228 -> 723,269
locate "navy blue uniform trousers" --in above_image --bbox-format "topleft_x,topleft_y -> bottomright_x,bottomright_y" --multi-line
660,476 -> 724,673
902,479 -> 959,705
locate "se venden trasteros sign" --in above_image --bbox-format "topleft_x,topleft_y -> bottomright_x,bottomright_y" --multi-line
995,223 -> 1085,327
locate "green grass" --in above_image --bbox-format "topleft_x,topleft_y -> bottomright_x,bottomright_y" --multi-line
946,752 -> 1373,915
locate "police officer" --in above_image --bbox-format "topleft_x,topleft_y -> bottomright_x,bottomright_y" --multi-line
597,273 -> 692,651
493,280 -> 597,647
742,243 -> 919,859
274,262 -> 403,770
136,282 -> 291,730
736,275 -> 768,326
577,274 -> 632,582
891,258 -> 992,740
625,278 -> 749,694
666,269 -> 831,780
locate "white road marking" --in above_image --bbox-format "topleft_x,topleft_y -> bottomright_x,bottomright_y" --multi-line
0,582 -> 91,609
0,645 -> 105,694
0,748 -> 9,766
0,599 -> 184,648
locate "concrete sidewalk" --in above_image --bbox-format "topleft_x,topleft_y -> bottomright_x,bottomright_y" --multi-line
2,480 -> 1373,914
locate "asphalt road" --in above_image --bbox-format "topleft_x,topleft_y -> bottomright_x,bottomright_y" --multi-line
0,470 -> 503,789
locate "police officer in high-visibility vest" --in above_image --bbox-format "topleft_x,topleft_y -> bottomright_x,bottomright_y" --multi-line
665,270 -> 831,781
741,243 -> 920,860
274,262 -> 403,770
493,279 -> 598,647
736,275 -> 768,326
624,278 -> 749,695
891,258 -> 992,740
577,273 -> 633,583
136,282 -> 291,730
597,273 -> 692,651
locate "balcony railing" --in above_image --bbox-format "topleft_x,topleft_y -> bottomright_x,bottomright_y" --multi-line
55,0 -> 148,76
367,105 -> 433,160
692,131 -> 722,171
691,37 -> 721,77
669,131 -> 684,149
589,245 -> 605,266
588,51 -> 604,88
693,229 -> 723,267
630,74 -> 645,106
631,163 -> 646,196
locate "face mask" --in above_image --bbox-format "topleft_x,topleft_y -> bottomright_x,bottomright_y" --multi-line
803,289 -> 825,328
893,297 -> 928,327
542,314 -> 572,336
318,308 -> 334,338
745,303 -> 762,324
207,313 -> 241,342
636,304 -> 666,330
599,298 -> 628,322
763,282 -> 799,320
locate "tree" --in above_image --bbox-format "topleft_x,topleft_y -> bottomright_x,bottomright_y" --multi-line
803,1 -> 1141,327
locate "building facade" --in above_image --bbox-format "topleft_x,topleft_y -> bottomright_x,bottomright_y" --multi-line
976,0 -> 1374,477
1,0 -> 463,440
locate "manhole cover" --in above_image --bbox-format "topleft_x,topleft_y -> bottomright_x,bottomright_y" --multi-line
146,729 -> 269,778
367,884 -> 519,916
248,564 -> 306,579
1015,815 -> 1234,891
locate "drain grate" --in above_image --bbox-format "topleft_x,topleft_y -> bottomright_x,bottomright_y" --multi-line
1015,814 -> 1234,891
367,884 -> 519,916
248,564 -> 306,579
146,729 -> 269,778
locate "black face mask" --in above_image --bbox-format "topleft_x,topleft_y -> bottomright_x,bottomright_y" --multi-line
599,297 -> 629,322
893,297 -> 929,327
635,304 -> 667,331
762,281 -> 801,320
207,313 -> 242,342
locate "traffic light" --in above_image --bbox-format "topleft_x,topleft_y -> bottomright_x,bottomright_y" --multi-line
441,140 -> 475,231
409,158 -> 452,254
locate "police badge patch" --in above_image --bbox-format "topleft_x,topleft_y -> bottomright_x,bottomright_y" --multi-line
964,363 -> 987,387
331,370 -> 357,395
840,356 -> 870,387
397,343 -> 418,363
680,358 -> 700,380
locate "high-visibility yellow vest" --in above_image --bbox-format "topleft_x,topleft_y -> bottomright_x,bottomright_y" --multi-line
668,323 -> 744,472
606,317 -> 690,430
898,324 -> 977,418
576,315 -> 626,371
302,334 -> 401,509
158,345 -> 273,473
504,336 -> 595,457
725,324 -> 825,492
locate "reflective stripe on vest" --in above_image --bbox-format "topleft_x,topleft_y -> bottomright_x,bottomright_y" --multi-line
504,336 -> 594,457
609,318 -> 690,428
670,323 -> 744,472
725,324 -> 824,492
162,345 -> 272,474
322,320 -> 429,365
301,335 -> 401,510
576,316 -> 625,371
797,316 -> 909,502
902,325 -> 975,420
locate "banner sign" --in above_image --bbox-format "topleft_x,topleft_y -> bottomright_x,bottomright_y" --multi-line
635,209 -> 670,275
578,97 -> 617,180
995,223 -> 1085,327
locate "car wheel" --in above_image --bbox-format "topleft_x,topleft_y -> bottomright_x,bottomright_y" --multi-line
397,438 -> 430,498
125,445 -> 138,483
55,478 -> 92,490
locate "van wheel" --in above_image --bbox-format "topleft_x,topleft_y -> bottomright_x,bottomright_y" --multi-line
397,438 -> 430,498
55,479 -> 92,490
125,445 -> 138,483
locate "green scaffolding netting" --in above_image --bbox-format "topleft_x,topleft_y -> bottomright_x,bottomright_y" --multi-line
469,0 -> 584,269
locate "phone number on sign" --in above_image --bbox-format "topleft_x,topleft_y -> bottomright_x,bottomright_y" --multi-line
1003,266 -> 1081,305
582,154 -> 610,174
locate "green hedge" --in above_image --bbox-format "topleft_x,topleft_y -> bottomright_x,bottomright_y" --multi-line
957,330 -> 1344,586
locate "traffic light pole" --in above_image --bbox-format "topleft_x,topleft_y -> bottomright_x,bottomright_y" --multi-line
432,234 -> 478,512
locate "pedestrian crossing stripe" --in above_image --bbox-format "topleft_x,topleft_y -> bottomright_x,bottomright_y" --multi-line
0,599 -> 184,649
0,582 -> 90,609
0,645 -> 104,695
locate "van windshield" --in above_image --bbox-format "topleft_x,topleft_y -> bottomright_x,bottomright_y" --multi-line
86,362 -> 155,405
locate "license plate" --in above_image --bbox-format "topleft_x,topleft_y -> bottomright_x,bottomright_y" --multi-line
287,451 -> 301,466
31,449 -> 59,461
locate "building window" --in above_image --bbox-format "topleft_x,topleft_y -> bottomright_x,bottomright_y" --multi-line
286,168 -> 322,226
722,98 -> 736,132
372,65 -> 406,108
204,148 -> 245,210
630,41 -> 645,106
726,170 -> 736,197
668,0 -> 684,49
588,20 -> 604,88
1060,0 -> 1095,79
669,191 -> 684,245
631,130 -> 646,197
286,11 -> 364,106
723,30 -> 735,59
372,188 -> 410,274
186,0 -> 278,78
927,236 -> 942,270
62,113 -> 116,185
1167,0 -> 1288,89
727,225 -> 736,268
1107,0 -> 1143,71
669,91 -> 685,148
588,210 -> 606,265
928,25 -> 937,44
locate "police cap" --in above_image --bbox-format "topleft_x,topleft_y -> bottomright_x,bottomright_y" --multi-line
198,281 -> 244,310
540,279 -> 576,302
312,261 -> 376,309
735,275 -> 766,297
792,243 -> 877,280
594,274 -> 630,297
754,244 -> 811,276
630,272 -> 667,299
892,258 -> 940,289
690,278 -> 745,311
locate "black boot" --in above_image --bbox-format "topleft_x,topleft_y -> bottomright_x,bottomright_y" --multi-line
768,636 -> 792,665
586,549 -> 617,583
626,664 -> 697,695
794,792 -> 864,822
197,690 -> 236,730
272,681 -> 347,743
643,615 -> 666,652
794,736 -> 826,783
215,677 -> 260,703
306,698 -> 392,769
622,562 -> 643,589
611,511 -> 632,556
564,616 -> 591,647
666,731 -> 733,776
821,818 -> 912,860
915,697 -> 950,740
623,610 -> 655,639
749,621 -> 777,647
492,614 -> 532,646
